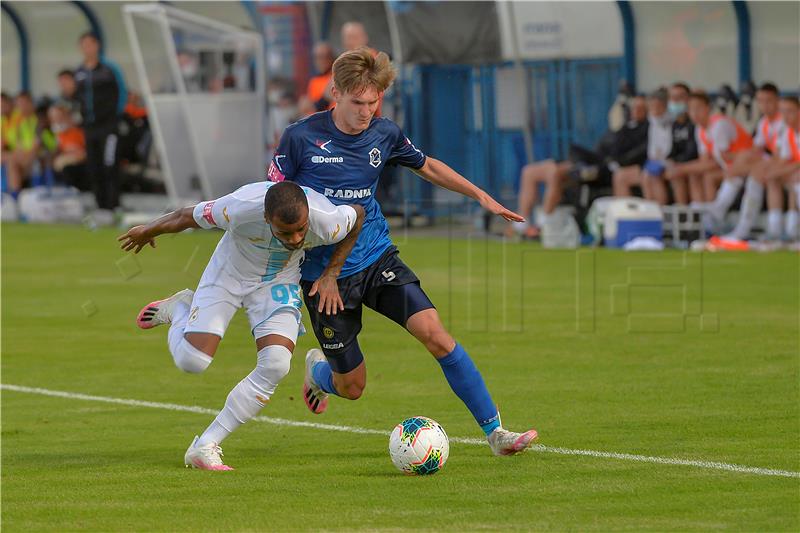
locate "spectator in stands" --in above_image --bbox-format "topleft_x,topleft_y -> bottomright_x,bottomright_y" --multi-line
35,98 -> 58,174
341,21 -> 371,53
4,92 -> 40,196
720,95 -> 799,243
177,50 -> 202,92
1,92 -> 16,164
664,92 -> 752,206
706,83 -> 782,231
56,69 -> 81,122
298,42 -> 335,116
613,88 -> 671,197
74,31 -> 127,212
642,82 -> 698,205
49,102 -> 88,190
508,95 -> 648,238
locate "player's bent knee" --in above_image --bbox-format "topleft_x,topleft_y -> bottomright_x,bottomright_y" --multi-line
253,344 -> 292,397
173,338 -> 213,374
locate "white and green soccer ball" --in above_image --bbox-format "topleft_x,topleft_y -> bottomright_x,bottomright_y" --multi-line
388,416 -> 449,475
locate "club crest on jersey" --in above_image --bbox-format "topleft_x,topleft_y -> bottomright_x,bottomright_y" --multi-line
369,147 -> 381,168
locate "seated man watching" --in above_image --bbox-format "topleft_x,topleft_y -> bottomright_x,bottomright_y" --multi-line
642,82 -> 698,205
48,103 -> 88,190
664,91 -> 752,206
613,88 -> 671,198
509,95 -> 648,238
705,83 -> 783,230
720,95 -> 800,242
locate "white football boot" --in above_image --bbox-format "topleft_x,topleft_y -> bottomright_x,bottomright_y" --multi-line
302,349 -> 329,414
487,427 -> 539,456
184,436 -> 233,471
136,289 -> 194,329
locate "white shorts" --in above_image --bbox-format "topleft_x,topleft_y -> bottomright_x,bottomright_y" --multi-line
184,269 -> 305,344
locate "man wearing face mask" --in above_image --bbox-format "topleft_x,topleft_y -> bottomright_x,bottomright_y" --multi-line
642,82 -> 697,205
613,88 -> 671,198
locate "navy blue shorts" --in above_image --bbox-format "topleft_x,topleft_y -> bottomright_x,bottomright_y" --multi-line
300,246 -> 435,374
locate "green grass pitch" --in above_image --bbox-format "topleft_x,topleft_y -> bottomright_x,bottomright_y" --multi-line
2,223 -> 798,531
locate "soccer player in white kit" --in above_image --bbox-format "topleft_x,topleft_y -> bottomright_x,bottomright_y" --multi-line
117,181 -> 364,470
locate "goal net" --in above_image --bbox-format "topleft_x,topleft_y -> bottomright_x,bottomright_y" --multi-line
123,4 -> 265,206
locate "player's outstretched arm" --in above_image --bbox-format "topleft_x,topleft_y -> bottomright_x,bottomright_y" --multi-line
117,206 -> 200,254
308,204 -> 365,315
412,157 -> 525,222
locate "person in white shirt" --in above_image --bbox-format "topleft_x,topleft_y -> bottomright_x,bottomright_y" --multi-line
721,96 -> 800,242
665,91 -> 753,205
613,88 -> 671,197
706,83 -> 784,231
117,181 -> 364,470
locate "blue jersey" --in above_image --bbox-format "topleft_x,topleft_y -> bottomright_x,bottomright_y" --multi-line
269,110 -> 426,280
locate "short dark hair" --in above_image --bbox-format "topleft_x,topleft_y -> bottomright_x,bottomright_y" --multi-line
781,95 -> 799,107
57,69 -> 74,78
671,81 -> 691,94
758,82 -> 779,95
264,182 -> 308,224
1,91 -> 11,101
649,87 -> 668,103
16,90 -> 32,101
79,31 -> 99,43
689,91 -> 710,106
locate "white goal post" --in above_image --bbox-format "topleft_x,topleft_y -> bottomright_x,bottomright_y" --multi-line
123,4 -> 266,207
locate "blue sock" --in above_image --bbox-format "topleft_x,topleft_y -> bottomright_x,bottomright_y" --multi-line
437,343 -> 500,436
311,360 -> 339,396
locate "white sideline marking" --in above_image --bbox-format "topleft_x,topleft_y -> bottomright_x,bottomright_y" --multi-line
3,383 -> 799,479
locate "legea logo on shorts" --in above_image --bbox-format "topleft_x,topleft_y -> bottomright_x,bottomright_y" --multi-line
311,155 -> 344,164
323,342 -> 344,349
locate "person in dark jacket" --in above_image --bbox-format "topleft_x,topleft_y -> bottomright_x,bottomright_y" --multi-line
74,31 -> 127,211
508,95 -> 648,237
642,82 -> 698,204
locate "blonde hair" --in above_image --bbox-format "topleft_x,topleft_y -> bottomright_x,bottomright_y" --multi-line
332,48 -> 396,95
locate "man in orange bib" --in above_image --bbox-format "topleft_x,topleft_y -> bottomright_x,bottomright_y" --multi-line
664,91 -> 752,208
716,95 -> 798,243
707,83 -> 783,232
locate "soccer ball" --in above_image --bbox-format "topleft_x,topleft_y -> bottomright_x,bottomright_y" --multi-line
388,416 -> 449,475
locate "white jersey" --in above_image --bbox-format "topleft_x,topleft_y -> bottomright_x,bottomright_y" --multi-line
776,127 -> 800,162
647,114 -> 673,161
753,114 -> 784,151
192,181 -> 357,288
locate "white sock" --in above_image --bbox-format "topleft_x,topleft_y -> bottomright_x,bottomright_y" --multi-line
786,210 -> 799,240
794,184 -> 800,206
538,211 -> 553,227
727,178 -> 764,240
511,220 -> 527,234
197,345 -> 292,446
766,209 -> 783,239
710,177 -> 744,222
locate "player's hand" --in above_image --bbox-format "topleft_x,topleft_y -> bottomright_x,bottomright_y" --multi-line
308,274 -> 344,315
117,225 -> 157,254
479,195 -> 525,223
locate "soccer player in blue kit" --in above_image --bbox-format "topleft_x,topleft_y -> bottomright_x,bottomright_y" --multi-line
269,48 -> 538,455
